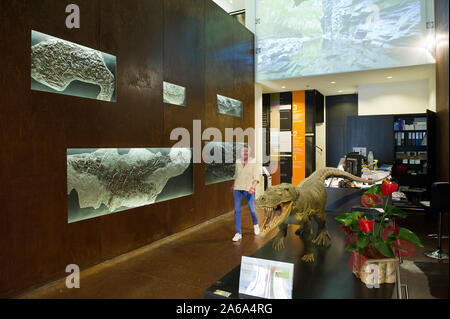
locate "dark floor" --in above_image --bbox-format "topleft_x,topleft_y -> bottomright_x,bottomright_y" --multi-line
395,212 -> 449,299
17,208 -> 448,299
18,208 -> 276,299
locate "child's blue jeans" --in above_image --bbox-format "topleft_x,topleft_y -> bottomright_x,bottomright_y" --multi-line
234,190 -> 258,234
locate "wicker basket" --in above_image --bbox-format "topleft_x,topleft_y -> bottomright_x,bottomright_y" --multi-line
352,251 -> 398,286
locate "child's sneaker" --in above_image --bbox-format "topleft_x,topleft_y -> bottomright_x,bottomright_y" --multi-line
232,233 -> 242,242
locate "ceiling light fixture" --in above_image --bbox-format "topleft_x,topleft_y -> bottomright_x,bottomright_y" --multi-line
281,86 -> 286,89
386,76 -> 393,79
330,81 -> 336,84
338,90 -> 343,93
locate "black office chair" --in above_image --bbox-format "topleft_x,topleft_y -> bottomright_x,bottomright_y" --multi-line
425,182 -> 449,260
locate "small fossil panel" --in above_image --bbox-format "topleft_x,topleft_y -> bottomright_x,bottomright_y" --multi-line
217,94 -> 243,117
31,30 -> 116,102
205,142 -> 246,185
67,148 -> 193,223
163,81 -> 186,106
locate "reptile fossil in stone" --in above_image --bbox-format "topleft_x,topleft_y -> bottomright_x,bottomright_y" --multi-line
255,167 -> 380,263
67,148 -> 191,213
31,37 -> 115,101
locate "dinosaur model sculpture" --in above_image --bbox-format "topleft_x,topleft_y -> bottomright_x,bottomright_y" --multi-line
255,167 -> 381,263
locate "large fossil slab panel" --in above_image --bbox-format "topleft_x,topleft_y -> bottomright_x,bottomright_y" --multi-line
163,81 -> 186,106
205,142 -> 246,185
31,30 -> 116,102
217,94 -> 243,117
67,148 -> 193,223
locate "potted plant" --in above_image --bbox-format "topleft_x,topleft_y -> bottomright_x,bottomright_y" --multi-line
335,179 -> 423,286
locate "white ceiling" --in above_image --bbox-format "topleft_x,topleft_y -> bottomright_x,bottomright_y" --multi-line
258,64 -> 436,96
212,0 -> 245,13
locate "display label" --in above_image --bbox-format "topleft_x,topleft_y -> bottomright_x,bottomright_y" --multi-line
238,256 -> 294,299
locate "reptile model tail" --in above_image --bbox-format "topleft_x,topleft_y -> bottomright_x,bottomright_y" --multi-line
315,167 -> 384,184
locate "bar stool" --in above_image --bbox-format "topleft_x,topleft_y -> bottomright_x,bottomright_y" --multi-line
425,182 -> 449,260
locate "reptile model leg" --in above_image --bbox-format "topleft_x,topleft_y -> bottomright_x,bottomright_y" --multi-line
300,219 -> 314,262
312,211 -> 331,246
273,223 -> 288,251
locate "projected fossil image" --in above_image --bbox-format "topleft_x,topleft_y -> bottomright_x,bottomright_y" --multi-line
31,30 -> 116,102
217,94 -> 243,117
163,81 -> 186,106
205,142 -> 246,185
67,148 -> 193,223
256,0 -> 435,81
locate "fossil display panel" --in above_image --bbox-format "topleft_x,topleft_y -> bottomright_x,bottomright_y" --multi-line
205,142 -> 246,185
163,81 -> 186,106
31,30 -> 116,102
67,148 -> 193,223
217,94 -> 243,117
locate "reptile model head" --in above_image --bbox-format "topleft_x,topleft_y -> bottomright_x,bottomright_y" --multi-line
255,183 -> 298,237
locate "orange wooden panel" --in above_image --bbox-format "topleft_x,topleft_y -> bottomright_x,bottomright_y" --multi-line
270,103 -> 280,185
292,91 -> 305,186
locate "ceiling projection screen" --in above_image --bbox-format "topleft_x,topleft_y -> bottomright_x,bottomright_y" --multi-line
255,0 -> 436,81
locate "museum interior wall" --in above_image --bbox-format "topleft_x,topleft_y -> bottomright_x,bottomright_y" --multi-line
435,0 -> 449,182
358,79 -> 435,116
0,0 -> 254,297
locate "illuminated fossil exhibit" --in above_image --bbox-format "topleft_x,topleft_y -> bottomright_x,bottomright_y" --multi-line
67,148 -> 192,223
31,30 -> 116,101
217,94 -> 243,117
205,142 -> 245,185
163,81 -> 186,106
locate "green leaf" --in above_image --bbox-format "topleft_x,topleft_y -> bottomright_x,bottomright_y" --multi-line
336,211 -> 363,227
351,211 -> 364,220
345,242 -> 357,252
335,213 -> 353,226
373,237 -> 395,258
364,184 -> 382,197
357,233 -> 371,254
398,227 -> 424,247
386,233 -> 398,246
384,206 -> 408,218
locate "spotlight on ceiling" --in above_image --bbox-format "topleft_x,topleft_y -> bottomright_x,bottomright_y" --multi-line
386,76 -> 393,79
330,81 -> 336,84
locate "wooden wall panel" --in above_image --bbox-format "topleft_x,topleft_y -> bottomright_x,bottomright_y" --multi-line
205,0 -> 236,133
435,0 -> 449,182
0,0 -> 254,297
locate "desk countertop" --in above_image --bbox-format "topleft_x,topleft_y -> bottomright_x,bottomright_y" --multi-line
205,211 -> 395,299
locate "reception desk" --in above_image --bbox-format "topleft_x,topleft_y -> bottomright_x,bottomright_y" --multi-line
205,188 -> 397,299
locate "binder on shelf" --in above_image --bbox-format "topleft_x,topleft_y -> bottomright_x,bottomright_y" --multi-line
422,132 -> 427,146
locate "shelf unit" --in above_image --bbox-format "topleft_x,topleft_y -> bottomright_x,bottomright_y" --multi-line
392,110 -> 436,200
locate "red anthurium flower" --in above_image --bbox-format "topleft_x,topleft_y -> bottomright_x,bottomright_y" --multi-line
381,179 -> 398,196
358,216 -> 374,233
340,225 -> 352,235
361,193 -> 383,208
